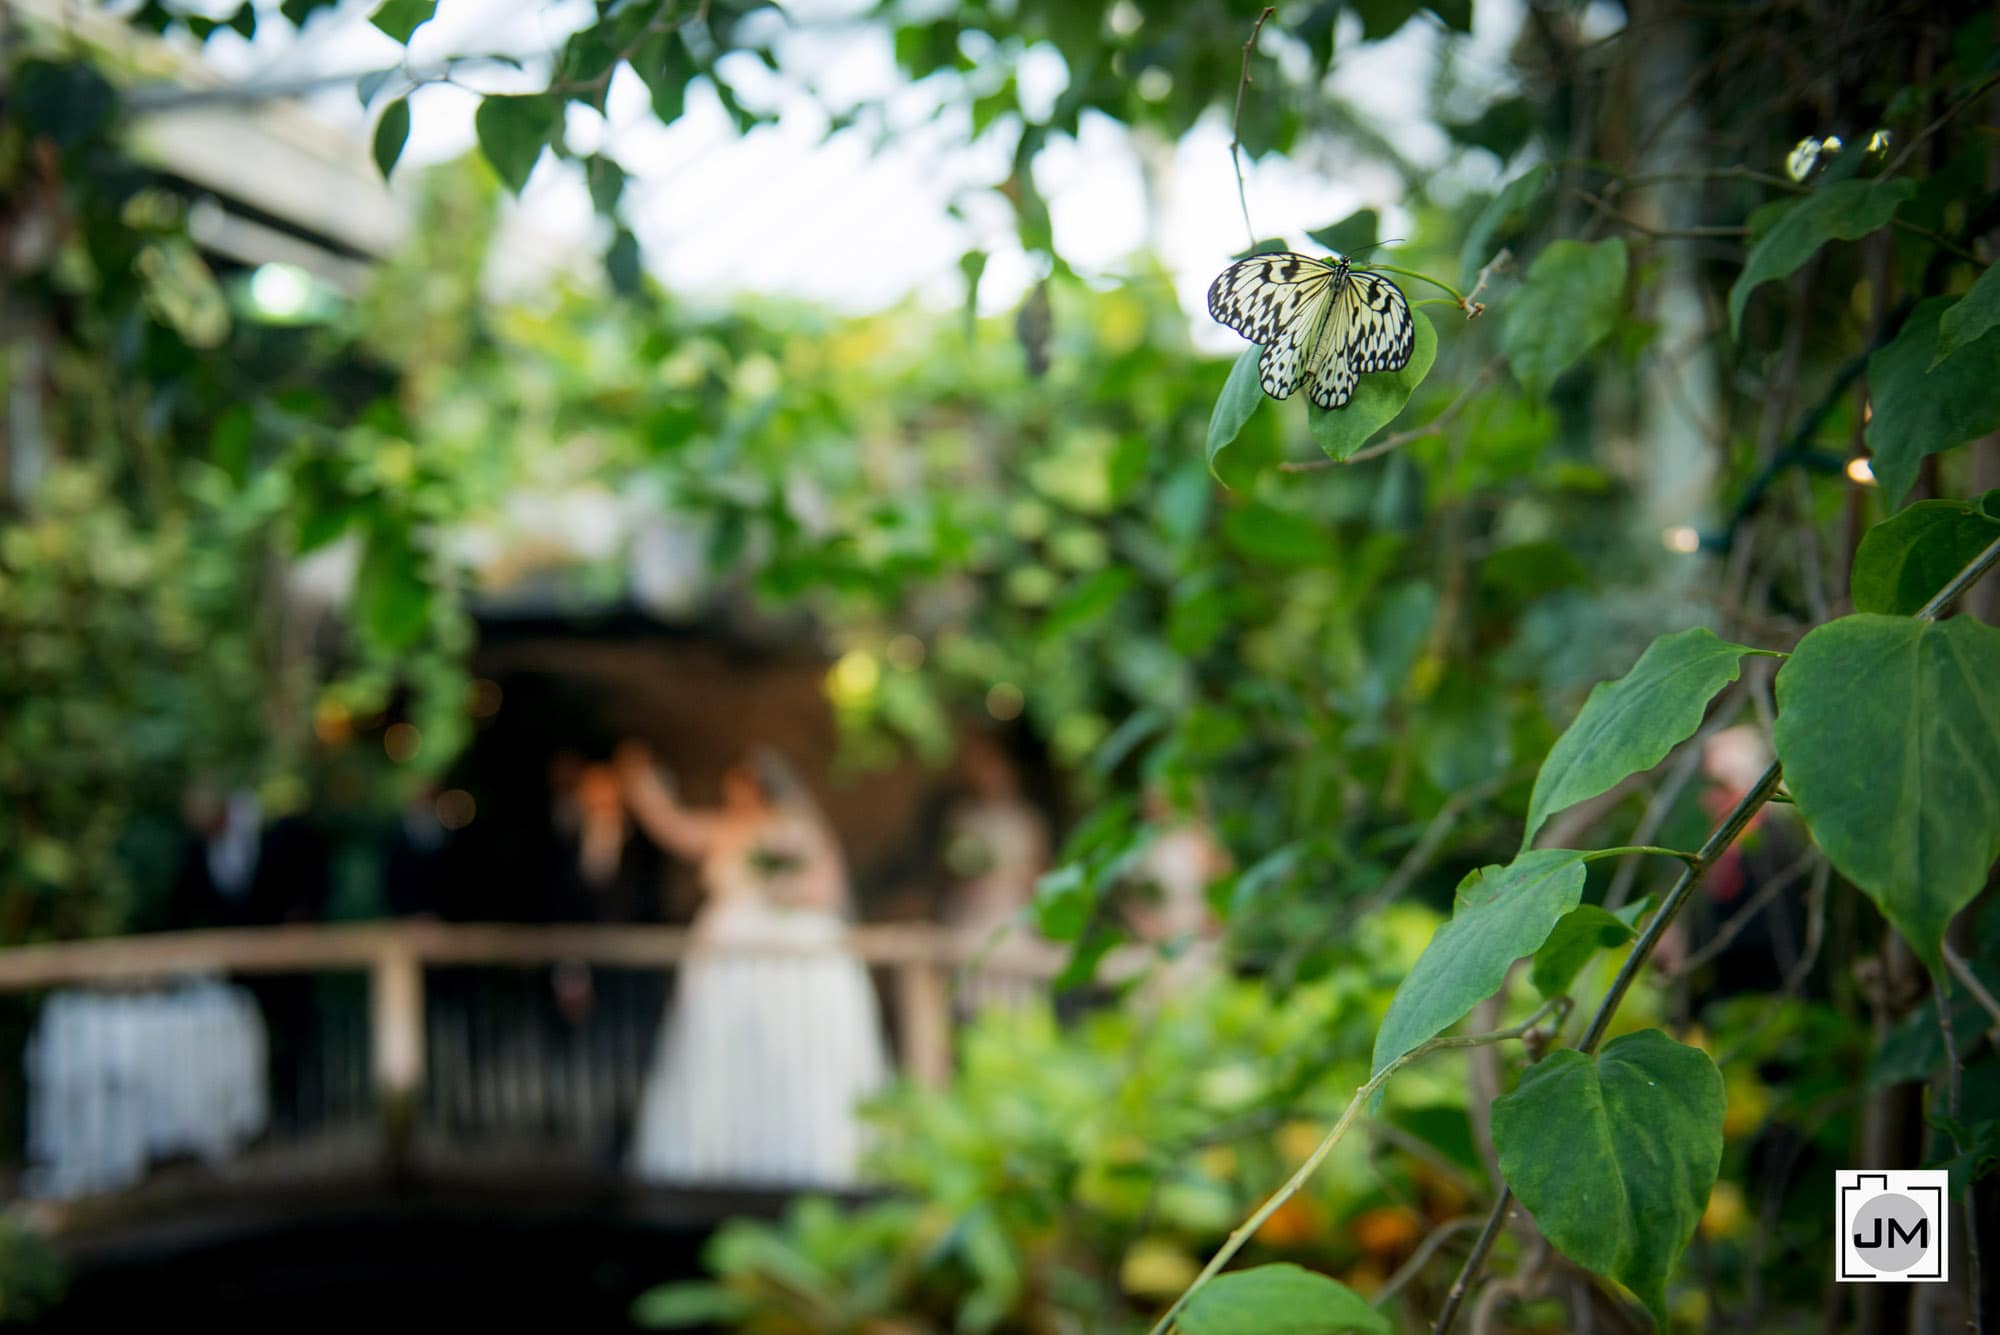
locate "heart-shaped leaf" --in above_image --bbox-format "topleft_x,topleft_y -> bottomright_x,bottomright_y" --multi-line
1494,1029 -> 1725,1327
1176,1264 -> 1391,1335
1773,614 -> 2000,968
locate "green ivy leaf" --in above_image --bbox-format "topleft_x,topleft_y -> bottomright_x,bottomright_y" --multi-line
368,0 -> 435,44
1502,238 -> 1627,398
1460,164 -> 1550,284
1866,296 -> 2000,504
1493,1029 -> 1724,1326
1773,614 -> 2000,968
1176,1263 -> 1391,1335
1530,900 -> 1645,998
475,94 -> 561,194
371,99 -> 410,180
1728,178 -> 1914,336
1370,850 -> 1587,1085
1205,346 -> 1265,477
1851,495 -> 2000,614
1936,263 -> 2000,365
1306,308 -> 1438,460
1523,627 -> 1758,849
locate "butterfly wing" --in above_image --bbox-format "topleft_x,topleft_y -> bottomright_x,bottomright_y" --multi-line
1342,270 -> 1415,374
1304,269 -> 1415,410
1207,253 -> 1339,400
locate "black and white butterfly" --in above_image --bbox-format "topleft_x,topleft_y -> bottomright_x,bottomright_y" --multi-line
1207,252 -> 1415,409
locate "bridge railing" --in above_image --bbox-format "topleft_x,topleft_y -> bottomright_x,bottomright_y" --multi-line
0,921 -> 1073,1202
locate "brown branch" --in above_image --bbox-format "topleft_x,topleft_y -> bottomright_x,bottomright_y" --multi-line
1226,8 -> 1277,253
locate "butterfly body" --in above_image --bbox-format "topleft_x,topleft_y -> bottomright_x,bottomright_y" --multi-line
1207,252 -> 1415,409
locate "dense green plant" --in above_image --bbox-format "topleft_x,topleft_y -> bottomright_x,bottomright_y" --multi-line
5,0 -> 2000,1329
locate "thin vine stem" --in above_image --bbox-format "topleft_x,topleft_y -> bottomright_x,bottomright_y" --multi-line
1366,263 -> 1469,304
1226,8 -> 1277,254
1147,996 -> 1572,1335
1582,844 -> 1701,867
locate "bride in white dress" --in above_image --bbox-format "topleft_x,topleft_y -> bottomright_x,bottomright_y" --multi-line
617,744 -> 887,1187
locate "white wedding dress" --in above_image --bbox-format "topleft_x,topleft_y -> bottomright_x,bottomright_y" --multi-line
629,813 -> 888,1187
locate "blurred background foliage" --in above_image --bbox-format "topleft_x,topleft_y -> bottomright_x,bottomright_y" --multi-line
4,0 -> 1999,1328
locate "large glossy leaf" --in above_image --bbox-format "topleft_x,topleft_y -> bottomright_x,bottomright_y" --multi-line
1865,296 -> 2000,504
1774,614 -> 2000,967
1306,308 -> 1438,461
1728,178 -> 1914,336
1206,346 -> 1264,475
1370,850 -> 1587,1083
1937,263 -> 2000,365
1494,1029 -> 1724,1326
1176,1264 -> 1390,1335
1501,239 -> 1627,398
1850,494 -> 2000,614
475,94 -> 561,194
1523,627 -> 1759,849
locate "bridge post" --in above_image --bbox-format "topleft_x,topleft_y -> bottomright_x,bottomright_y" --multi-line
370,937 -> 425,1163
893,961 -> 951,1089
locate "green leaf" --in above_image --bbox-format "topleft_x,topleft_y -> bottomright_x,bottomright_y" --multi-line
1176,1264 -> 1391,1335
1222,503 -> 1336,567
1728,178 -> 1914,336
1493,1029 -> 1724,1326
1427,0 -> 1474,33
1205,346 -> 1265,475
1501,238 -> 1627,398
1305,208 -> 1379,257
1350,0 -> 1424,41
631,1281 -> 755,1328
1306,308 -> 1439,460
355,522 -> 432,650
1773,614 -> 2000,968
356,67 -> 397,107
586,154 -> 628,214
1851,495 -> 2000,614
1866,296 -> 2000,504
1938,263 -> 2000,365
1530,900 -> 1645,998
372,99 -> 410,180
368,0 -> 435,44
1042,568 -> 1136,639
1523,627 -> 1758,849
16,60 -> 117,149
475,94 -> 561,194
1459,164 -> 1550,284
1370,849 -> 1588,1083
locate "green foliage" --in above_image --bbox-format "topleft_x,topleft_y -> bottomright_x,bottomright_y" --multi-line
1728,178 -> 1915,336
1774,614 -> 2000,968
372,98 -> 410,179
1176,1264 -> 1389,1335
1530,901 -> 1642,999
474,94 -> 561,193
1522,628 -> 1760,849
1306,309 -> 1439,461
1500,238 -> 1627,398
1492,1030 -> 1724,1326
1205,346 -> 1264,474
1850,494 -> 2000,614
1938,262 -> 2000,363
1370,850 -> 1586,1080
1865,295 -> 2000,504
368,0 -> 434,44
